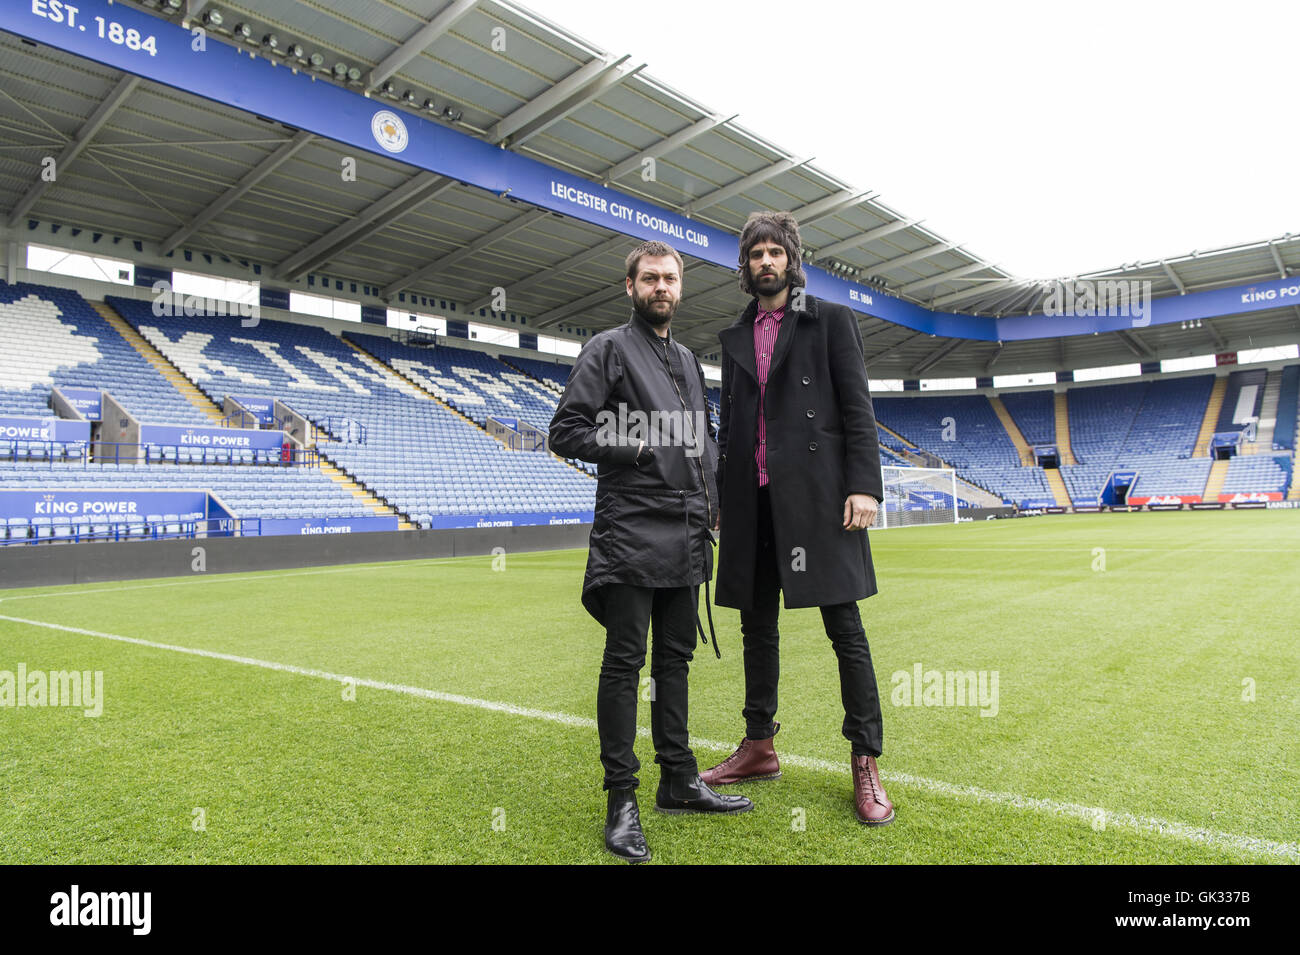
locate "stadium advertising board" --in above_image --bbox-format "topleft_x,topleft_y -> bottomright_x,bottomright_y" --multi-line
229,396 -> 276,425
1128,495 -> 1203,506
259,517 -> 400,536
0,489 -> 209,520
138,424 -> 285,452
0,416 -> 91,443
1222,492 -> 1283,503
424,510 -> 595,530
54,387 -> 102,421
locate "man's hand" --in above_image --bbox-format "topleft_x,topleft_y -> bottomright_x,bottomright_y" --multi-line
843,493 -> 878,531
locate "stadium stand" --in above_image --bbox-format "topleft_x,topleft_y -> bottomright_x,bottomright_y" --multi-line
345,331 -> 562,432
105,302 -> 597,528
1000,390 -> 1057,447
1220,455 -> 1289,496
1216,368 -> 1267,436
0,281 -> 210,426
499,355 -> 571,392
1277,365 -> 1299,451
871,393 -> 1055,507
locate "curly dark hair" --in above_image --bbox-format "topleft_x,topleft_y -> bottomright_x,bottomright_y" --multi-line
737,210 -> 806,296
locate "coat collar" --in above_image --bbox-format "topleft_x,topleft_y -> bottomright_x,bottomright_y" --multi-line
629,309 -> 674,347
719,289 -> 818,382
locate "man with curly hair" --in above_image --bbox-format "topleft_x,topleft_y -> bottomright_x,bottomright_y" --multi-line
704,211 -> 894,825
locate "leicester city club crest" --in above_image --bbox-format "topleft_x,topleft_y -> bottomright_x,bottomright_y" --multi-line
371,110 -> 409,154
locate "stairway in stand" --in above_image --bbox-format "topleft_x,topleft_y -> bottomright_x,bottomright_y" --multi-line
1192,376 -> 1228,457
1052,391 -> 1077,466
1044,468 -> 1072,508
987,395 -> 1035,466
316,455 -> 415,529
94,301 -> 225,424
1202,458 -> 1230,502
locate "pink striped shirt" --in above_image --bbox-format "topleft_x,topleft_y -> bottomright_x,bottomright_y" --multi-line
754,305 -> 785,487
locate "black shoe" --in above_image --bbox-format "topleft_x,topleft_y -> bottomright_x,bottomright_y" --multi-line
655,772 -> 755,815
604,788 -> 651,864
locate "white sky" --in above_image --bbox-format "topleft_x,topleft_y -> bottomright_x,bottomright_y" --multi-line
528,0 -> 1299,280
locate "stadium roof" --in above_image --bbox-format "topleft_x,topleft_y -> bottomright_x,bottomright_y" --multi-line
2,0 -> 1298,380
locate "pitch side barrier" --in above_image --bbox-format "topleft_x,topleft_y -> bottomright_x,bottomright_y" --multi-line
0,523 -> 593,588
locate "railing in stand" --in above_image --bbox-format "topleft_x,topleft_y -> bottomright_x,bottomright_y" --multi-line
0,516 -> 264,547
318,417 -> 368,445
1,441 -> 317,468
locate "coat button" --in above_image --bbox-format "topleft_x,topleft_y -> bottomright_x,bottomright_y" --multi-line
808,442 -> 818,451
801,376 -> 810,385
806,409 -> 815,418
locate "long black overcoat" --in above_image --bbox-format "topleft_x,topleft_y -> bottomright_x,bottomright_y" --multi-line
715,292 -> 884,611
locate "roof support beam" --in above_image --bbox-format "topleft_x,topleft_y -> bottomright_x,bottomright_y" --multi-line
1160,259 -> 1186,293
1203,318 -> 1227,350
490,56 -> 634,146
863,241 -> 957,278
865,330 -> 925,367
900,260 -> 992,297
464,234 -> 630,314
382,208 -> 550,298
910,337 -> 964,376
533,283 -> 626,329
1115,329 -> 1152,359
274,172 -> 455,281
684,157 -> 806,216
161,131 -> 313,256
993,282 -> 1043,316
602,114 -> 732,184
984,342 -> 1003,373
812,217 -> 920,264
368,0 -> 481,90
789,190 -> 874,228
932,276 -> 1023,309
1268,241 -> 1288,280
7,74 -> 139,229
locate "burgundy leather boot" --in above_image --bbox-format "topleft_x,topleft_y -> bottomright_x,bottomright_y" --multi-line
699,722 -> 782,786
851,754 -> 894,825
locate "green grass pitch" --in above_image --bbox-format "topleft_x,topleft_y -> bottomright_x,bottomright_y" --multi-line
0,510 -> 1296,864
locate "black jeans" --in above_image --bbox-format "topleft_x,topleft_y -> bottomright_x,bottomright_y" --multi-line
597,583 -> 700,790
740,486 -> 884,757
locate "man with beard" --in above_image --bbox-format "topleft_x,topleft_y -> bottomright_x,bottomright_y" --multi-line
550,240 -> 752,864
703,211 -> 894,826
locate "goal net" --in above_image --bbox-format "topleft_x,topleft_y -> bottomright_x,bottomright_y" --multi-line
872,465 -> 959,529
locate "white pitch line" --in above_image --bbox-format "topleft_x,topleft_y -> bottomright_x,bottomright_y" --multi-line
2,612 -> 1295,863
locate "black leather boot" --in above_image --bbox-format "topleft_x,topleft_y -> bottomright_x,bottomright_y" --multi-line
655,772 -> 755,815
604,788 -> 651,863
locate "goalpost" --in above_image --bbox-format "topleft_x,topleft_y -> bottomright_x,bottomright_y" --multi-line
872,465 -> 960,529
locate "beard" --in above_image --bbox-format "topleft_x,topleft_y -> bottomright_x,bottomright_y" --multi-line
752,269 -> 789,296
631,287 -> 679,327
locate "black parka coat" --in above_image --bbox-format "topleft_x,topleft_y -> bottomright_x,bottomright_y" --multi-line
714,292 -> 884,611
550,312 -> 719,626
